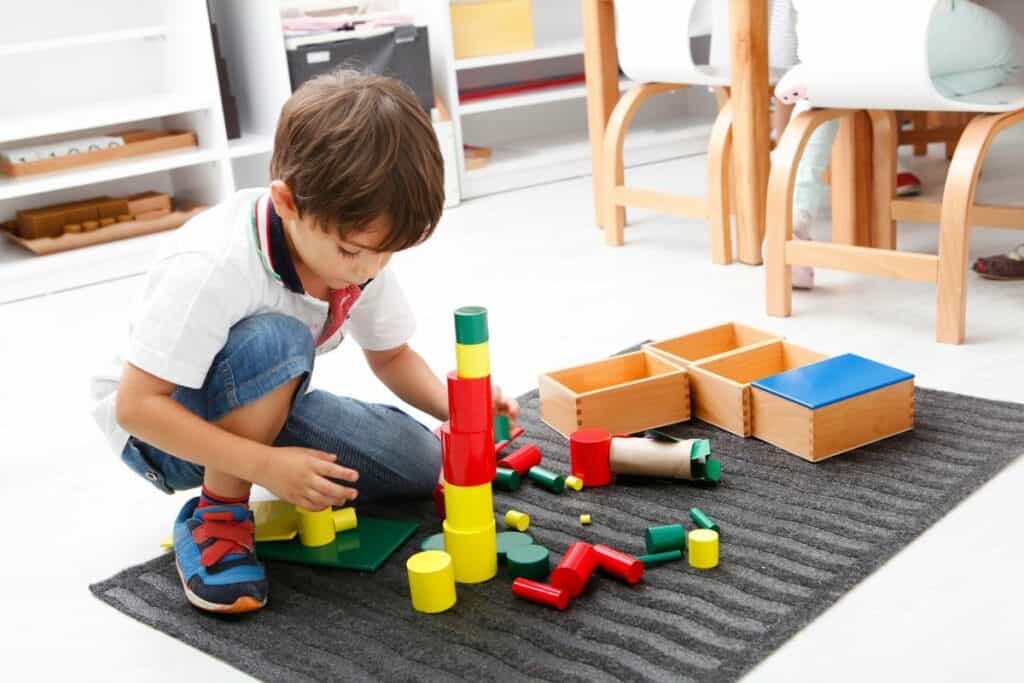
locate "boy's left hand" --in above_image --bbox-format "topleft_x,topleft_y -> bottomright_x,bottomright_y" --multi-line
492,385 -> 520,428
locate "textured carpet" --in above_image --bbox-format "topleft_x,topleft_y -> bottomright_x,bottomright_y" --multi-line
91,386 -> 1023,682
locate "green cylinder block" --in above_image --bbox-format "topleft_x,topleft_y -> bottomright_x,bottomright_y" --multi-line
638,549 -> 683,566
496,531 -> 534,562
527,466 -> 565,494
493,467 -> 522,491
454,306 -> 488,345
644,524 -> 686,553
494,414 -> 511,443
690,507 -> 721,536
507,544 -> 550,581
419,532 -> 445,552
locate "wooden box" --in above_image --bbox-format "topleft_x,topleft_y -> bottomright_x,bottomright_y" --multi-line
449,0 -> 535,60
751,354 -> 915,462
687,340 -> 829,436
538,350 -> 690,438
644,323 -> 782,367
0,130 -> 197,178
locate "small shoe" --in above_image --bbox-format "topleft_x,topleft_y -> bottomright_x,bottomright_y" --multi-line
896,171 -> 922,197
973,244 -> 1024,280
173,497 -> 268,614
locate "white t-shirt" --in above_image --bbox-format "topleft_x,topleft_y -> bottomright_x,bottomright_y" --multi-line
90,188 -> 416,455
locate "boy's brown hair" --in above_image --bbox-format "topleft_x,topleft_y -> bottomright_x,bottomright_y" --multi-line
270,69 -> 444,251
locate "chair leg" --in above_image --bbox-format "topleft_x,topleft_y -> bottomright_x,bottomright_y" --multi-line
766,108 -> 849,317
600,83 -> 686,246
936,110 -> 1024,344
868,110 -> 898,250
707,99 -> 735,265
911,112 -> 928,156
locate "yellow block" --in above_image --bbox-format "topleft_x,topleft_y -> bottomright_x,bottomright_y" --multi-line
580,514 -> 592,525
565,476 -> 584,491
444,481 -> 494,529
297,507 -> 336,548
443,519 -> 497,584
687,529 -> 719,569
449,0 -> 535,60
503,509 -> 530,532
406,550 -> 457,614
455,341 -> 490,379
333,507 -> 358,533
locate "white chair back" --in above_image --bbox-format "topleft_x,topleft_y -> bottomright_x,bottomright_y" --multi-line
793,0 -> 1024,112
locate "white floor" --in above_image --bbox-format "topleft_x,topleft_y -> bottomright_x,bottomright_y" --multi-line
1,145 -> 1022,682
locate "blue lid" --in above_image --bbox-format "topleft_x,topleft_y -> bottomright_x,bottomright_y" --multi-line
751,354 -> 914,409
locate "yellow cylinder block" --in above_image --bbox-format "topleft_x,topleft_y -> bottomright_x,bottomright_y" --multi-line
443,482 -> 495,529
503,509 -> 530,532
565,475 -> 584,491
296,507 -> 336,547
455,341 -> 490,379
333,507 -> 357,533
406,550 -> 457,614
443,519 -> 497,584
687,529 -> 719,569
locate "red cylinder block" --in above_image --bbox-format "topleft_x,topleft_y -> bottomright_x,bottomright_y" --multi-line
511,578 -> 569,611
441,422 -> 496,486
549,542 -> 599,598
570,429 -> 612,487
446,371 -> 493,434
593,544 -> 644,585
433,483 -> 445,519
497,443 -> 542,476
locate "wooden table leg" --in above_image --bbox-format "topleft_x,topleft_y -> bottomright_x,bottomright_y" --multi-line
728,0 -> 771,265
831,111 -> 874,247
583,0 -> 621,229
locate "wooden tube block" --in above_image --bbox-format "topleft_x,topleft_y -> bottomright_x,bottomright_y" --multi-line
454,305 -> 488,345
443,519 -> 497,584
407,550 -> 457,613
443,482 -> 495,530
549,542 -> 598,598
440,422 -> 496,486
570,429 -> 612,486
456,342 -> 490,379
498,444 -> 542,476
447,371 -> 492,433
593,544 -> 644,584
512,578 -> 568,611
609,437 -> 719,482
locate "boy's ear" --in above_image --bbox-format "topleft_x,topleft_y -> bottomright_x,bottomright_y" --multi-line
269,180 -> 298,222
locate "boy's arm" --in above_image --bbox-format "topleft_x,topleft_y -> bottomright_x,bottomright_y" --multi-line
116,363 -> 358,510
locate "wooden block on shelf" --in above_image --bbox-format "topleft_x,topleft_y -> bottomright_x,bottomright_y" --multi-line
126,191 -> 173,216
750,354 -> 915,462
539,350 -> 690,438
687,340 -> 828,436
134,208 -> 172,221
643,322 -> 782,367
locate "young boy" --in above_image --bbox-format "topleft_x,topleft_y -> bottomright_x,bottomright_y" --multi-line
89,70 -> 517,614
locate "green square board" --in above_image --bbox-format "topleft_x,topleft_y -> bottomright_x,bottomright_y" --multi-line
255,516 -> 419,572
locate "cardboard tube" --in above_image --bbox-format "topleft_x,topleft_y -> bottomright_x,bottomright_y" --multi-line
609,438 -> 700,480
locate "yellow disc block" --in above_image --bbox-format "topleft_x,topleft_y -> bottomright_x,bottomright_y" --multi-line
406,550 -> 457,614
296,507 -> 336,547
455,341 -> 490,379
565,475 -> 584,491
443,482 -> 494,529
443,519 -> 497,584
504,509 -> 530,532
687,529 -> 719,569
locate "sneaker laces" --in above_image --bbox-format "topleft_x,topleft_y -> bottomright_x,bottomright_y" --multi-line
192,511 -> 256,568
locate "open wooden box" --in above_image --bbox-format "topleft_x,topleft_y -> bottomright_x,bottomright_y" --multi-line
687,340 -> 829,436
538,350 -> 690,437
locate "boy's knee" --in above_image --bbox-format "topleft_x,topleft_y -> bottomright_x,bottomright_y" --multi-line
227,313 -> 315,367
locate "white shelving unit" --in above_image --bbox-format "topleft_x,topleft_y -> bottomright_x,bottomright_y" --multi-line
0,0 -> 290,303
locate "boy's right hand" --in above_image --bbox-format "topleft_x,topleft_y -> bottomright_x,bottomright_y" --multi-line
258,447 -> 359,511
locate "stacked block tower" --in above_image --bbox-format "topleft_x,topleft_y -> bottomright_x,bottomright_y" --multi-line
441,306 -> 498,584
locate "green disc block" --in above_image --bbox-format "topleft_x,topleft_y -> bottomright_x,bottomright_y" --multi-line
494,414 -> 512,443
527,466 -> 565,494
507,544 -> 550,581
493,467 -> 522,491
691,439 -> 712,459
639,549 -> 683,566
496,531 -> 534,562
454,306 -> 488,345
690,507 -> 721,536
644,524 -> 686,554
419,532 -> 445,552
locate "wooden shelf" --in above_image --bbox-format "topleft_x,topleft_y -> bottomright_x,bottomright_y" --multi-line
455,40 -> 584,70
0,25 -> 168,57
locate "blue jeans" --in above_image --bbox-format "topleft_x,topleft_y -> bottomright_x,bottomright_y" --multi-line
121,313 -> 441,503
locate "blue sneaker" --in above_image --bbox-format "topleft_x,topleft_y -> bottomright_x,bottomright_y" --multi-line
172,497 -> 268,614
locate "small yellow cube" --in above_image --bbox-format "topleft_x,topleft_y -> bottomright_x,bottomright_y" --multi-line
565,475 -> 584,491
579,514 -> 592,525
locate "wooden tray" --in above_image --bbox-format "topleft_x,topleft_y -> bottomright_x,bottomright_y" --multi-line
0,130 -> 198,178
1,200 -> 207,255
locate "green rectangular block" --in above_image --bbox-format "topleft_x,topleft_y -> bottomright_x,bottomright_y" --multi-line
256,516 -> 419,572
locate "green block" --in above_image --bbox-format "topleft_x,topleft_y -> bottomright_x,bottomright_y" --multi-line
691,459 -> 706,480
507,544 -> 550,581
639,550 -> 683,566
703,457 -> 721,483
691,439 -> 712,459
645,429 -> 680,442
644,524 -> 686,554
419,532 -> 445,552
690,507 -> 721,536
454,306 -> 488,345
493,467 -> 522,491
494,414 -> 511,443
256,516 -> 418,572
496,531 -> 534,562
527,466 -> 565,494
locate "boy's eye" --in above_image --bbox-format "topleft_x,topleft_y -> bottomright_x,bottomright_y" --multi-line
337,245 -> 358,257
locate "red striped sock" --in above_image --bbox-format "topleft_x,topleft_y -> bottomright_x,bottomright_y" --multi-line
197,485 -> 250,509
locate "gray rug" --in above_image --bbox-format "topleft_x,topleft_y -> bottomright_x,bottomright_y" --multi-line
91,386 -> 1023,682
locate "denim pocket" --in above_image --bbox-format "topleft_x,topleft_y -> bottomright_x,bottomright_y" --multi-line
121,438 -> 175,494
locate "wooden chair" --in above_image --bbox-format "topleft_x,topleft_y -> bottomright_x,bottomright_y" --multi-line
766,0 -> 1024,344
597,0 -> 781,263
900,111 -> 973,159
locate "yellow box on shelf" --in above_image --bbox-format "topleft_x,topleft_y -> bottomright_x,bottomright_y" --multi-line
450,0 -> 535,60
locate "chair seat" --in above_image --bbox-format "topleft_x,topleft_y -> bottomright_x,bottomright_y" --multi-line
629,64 -> 788,90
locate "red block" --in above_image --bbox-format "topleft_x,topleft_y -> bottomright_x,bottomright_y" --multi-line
447,371 -> 493,434
497,443 -> 541,476
549,542 -> 599,598
570,429 -> 612,487
593,544 -> 644,585
511,578 -> 569,611
433,483 -> 445,519
441,422 -> 496,486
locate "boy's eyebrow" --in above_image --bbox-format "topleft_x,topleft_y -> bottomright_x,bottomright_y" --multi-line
337,235 -> 384,252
